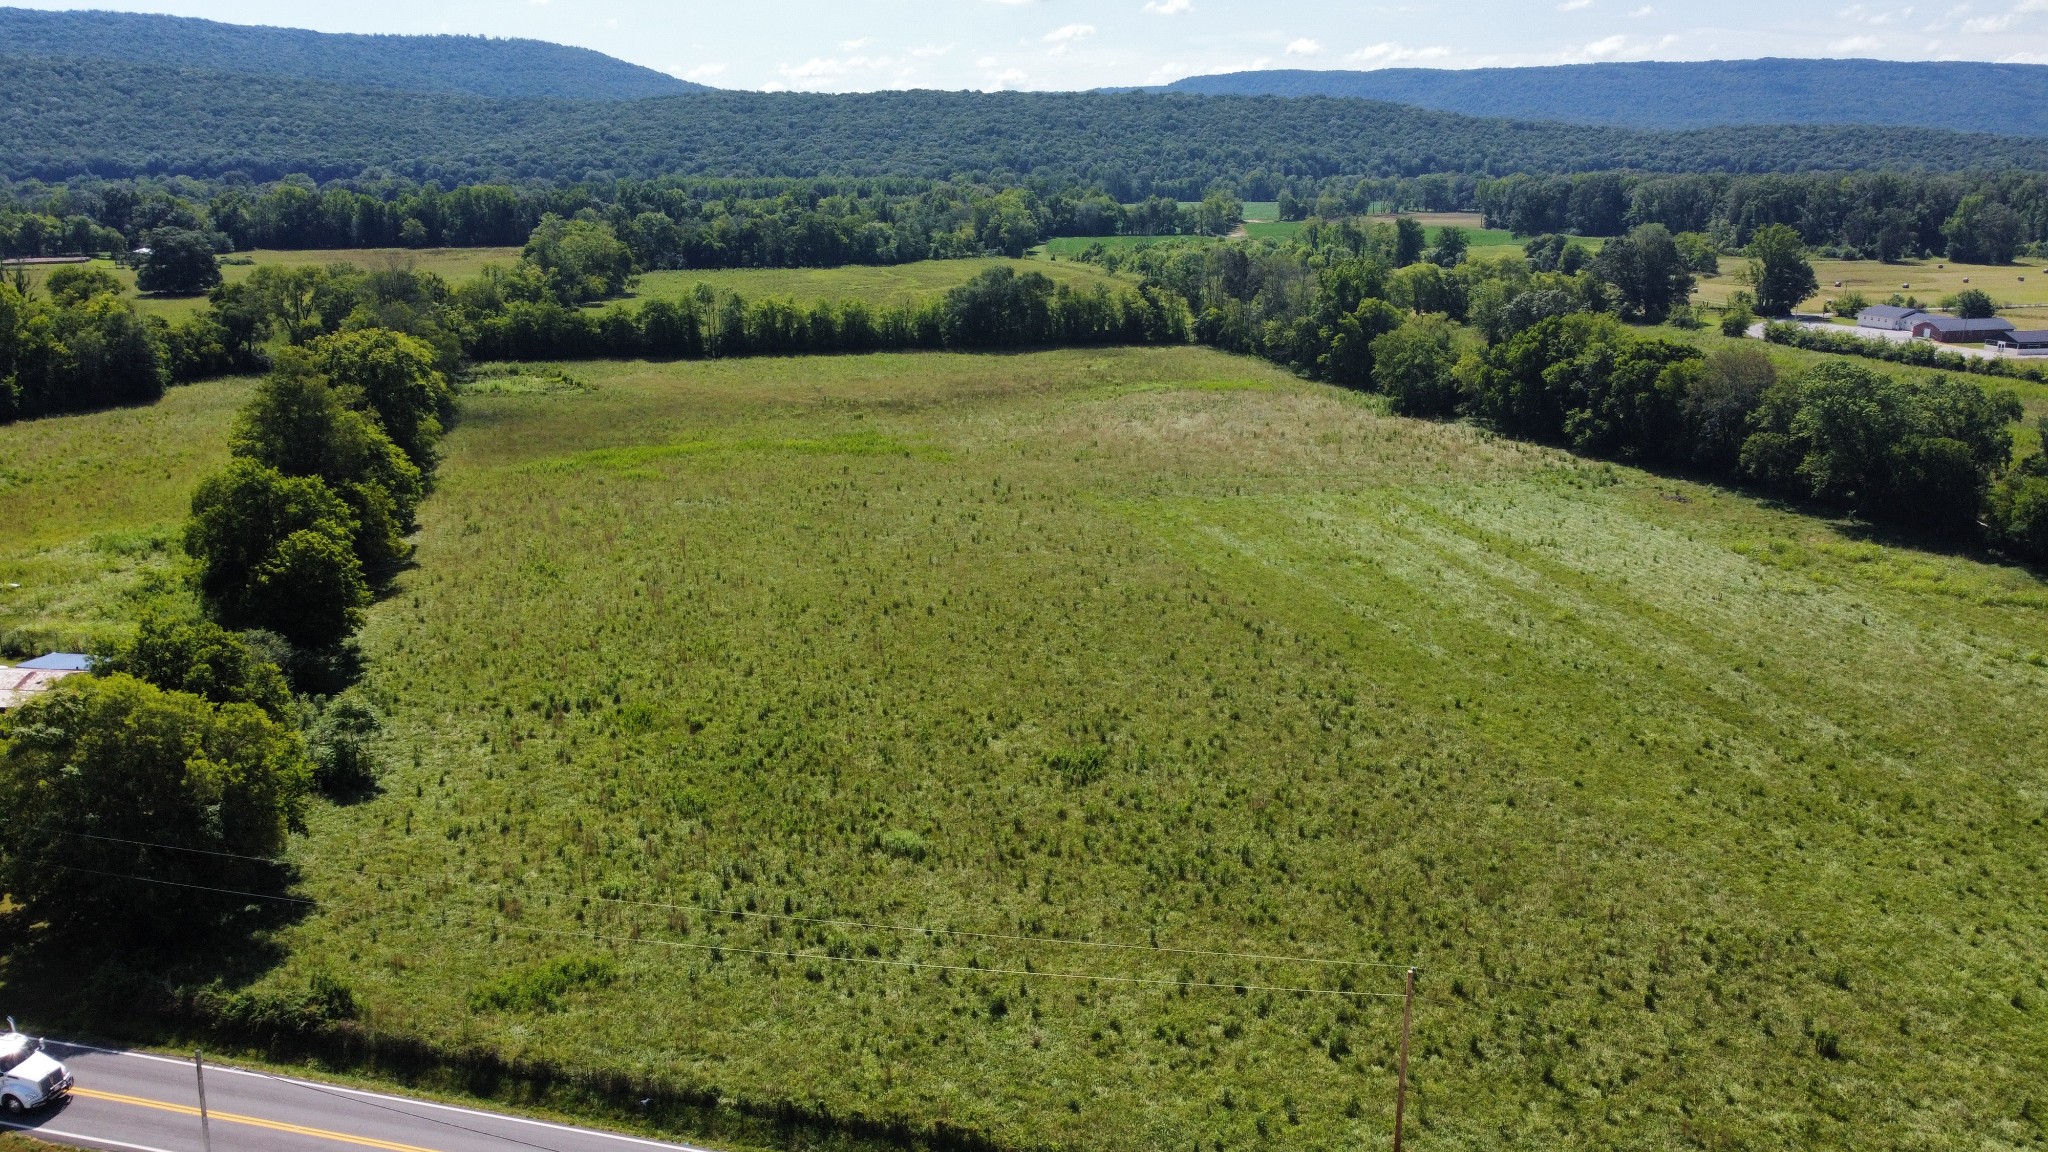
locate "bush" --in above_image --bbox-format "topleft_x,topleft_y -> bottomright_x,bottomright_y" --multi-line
92,612 -> 293,719
307,689 -> 384,795
1988,472 -> 2048,562
470,956 -> 617,1013
1372,314 -> 1468,417
0,674 -> 311,944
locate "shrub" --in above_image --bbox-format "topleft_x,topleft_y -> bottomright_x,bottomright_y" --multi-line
1372,313 -> 1468,418
470,956 -> 618,1013
92,611 -> 293,720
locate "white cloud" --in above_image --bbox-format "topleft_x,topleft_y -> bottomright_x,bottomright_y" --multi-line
840,37 -> 873,50
1285,37 -> 1322,56
1143,0 -> 1192,12
909,43 -> 955,57
1558,0 -> 1594,10
1830,33 -> 1884,50
985,67 -> 1029,87
1347,41 -> 1452,66
1580,33 -> 1629,56
1629,5 -> 1654,15
977,55 -> 1000,66
1043,23 -> 1096,54
677,62 -> 728,83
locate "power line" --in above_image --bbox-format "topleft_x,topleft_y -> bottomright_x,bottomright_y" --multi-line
46,864 -> 315,905
480,916 -> 1420,1002
30,827 -> 1560,998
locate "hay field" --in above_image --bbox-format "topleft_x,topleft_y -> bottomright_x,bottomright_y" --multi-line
0,377 -> 251,655
226,346 -> 2048,1152
1694,255 -> 2048,316
628,258 -> 1121,308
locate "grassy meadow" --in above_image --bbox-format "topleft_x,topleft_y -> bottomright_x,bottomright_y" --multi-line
628,258 -> 1121,309
0,377 -> 250,655
168,345 -> 2048,1151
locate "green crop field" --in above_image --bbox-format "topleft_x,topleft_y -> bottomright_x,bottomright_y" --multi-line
628,258 -> 1121,309
0,377 -> 251,655
131,344 -> 2043,1152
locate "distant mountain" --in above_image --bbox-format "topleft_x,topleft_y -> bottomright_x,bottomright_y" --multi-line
8,55 -> 2048,191
0,6 -> 703,101
1151,59 -> 2048,136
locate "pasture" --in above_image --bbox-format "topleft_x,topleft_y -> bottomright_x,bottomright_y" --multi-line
1694,255 -> 2048,316
207,346 -> 2048,1152
0,376 -> 250,655
628,258 -> 1121,309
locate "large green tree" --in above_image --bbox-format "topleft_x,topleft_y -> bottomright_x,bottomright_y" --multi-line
1744,224 -> 1819,316
1593,223 -> 1694,321
135,228 -> 222,295
1943,194 -> 2023,264
522,214 -> 634,304
185,459 -> 369,648
1371,313 -> 1468,417
305,328 -> 451,469
0,674 -> 311,943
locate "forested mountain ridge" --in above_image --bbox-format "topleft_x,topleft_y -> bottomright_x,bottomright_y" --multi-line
1154,59 -> 2048,136
0,6 -> 701,100
8,55 -> 2048,193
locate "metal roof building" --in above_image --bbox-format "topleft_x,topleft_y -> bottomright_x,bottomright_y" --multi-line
1910,316 -> 2018,342
1856,305 -> 1926,330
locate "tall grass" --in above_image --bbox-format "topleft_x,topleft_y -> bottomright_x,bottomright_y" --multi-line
227,347 -> 2048,1151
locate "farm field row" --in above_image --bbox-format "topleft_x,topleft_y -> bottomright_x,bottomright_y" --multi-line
205,346 -> 2048,1151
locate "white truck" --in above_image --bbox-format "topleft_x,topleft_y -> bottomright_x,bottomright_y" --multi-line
0,1024 -> 72,1114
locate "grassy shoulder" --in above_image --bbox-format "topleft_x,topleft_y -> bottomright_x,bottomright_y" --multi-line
202,345 -> 2048,1152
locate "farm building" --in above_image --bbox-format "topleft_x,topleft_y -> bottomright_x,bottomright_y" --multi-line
1910,316 -> 2017,342
0,666 -> 81,710
0,653 -> 92,710
1986,329 -> 2048,351
1857,305 -> 1926,330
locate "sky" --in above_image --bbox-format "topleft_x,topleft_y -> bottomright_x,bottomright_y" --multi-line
13,0 -> 2048,90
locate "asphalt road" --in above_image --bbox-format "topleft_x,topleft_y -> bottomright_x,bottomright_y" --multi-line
1,1040 -> 714,1152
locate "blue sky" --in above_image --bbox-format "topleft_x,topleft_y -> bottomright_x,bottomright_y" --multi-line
14,0 -> 2048,90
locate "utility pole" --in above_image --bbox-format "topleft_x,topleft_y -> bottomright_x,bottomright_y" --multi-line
1392,967 -> 1417,1152
193,1050 -> 213,1152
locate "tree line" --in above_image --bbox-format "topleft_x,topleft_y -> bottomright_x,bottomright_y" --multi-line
1,175 -> 1243,268
1478,170 -> 2048,261
0,325 -> 446,964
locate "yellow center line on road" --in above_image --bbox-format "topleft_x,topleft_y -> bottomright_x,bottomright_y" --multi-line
71,1087 -> 448,1152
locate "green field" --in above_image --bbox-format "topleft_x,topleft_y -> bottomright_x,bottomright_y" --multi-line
129,344 -> 2037,1152
0,376 -> 251,655
16,248 -> 522,322
7,342 -> 2047,1149
628,258 -> 1121,308
1695,254 -> 2048,316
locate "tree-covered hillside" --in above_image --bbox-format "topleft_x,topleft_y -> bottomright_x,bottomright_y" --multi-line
0,6 -> 700,101
7,56 -> 2048,193
1155,59 -> 2048,136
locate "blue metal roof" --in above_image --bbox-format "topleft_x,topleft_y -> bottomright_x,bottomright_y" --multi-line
15,653 -> 91,671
